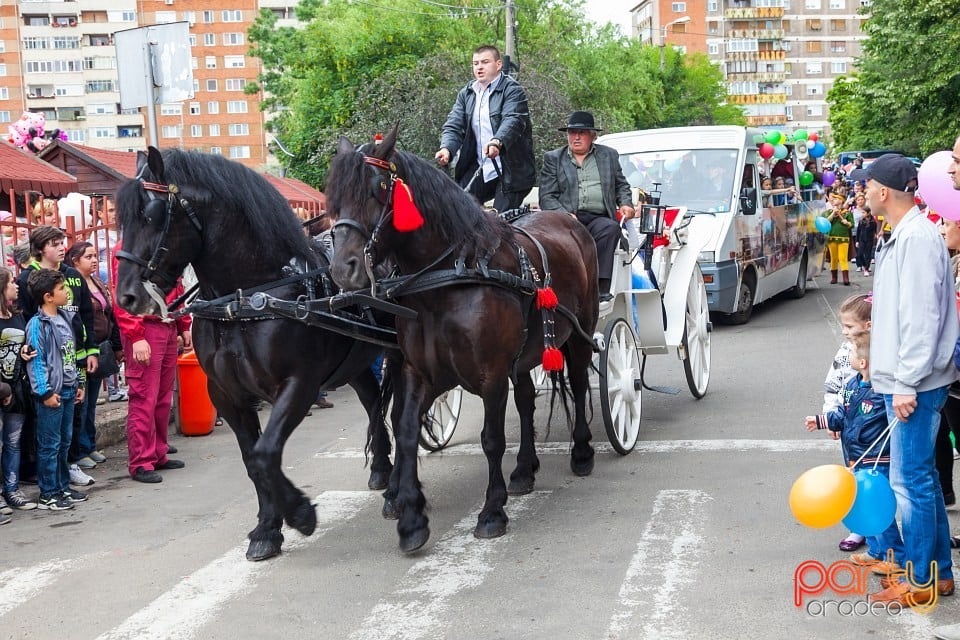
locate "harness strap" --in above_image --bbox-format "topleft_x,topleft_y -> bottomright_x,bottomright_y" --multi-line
378,267 -> 537,300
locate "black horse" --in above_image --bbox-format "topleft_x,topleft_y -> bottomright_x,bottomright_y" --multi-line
114,147 -> 393,561
327,127 -> 599,552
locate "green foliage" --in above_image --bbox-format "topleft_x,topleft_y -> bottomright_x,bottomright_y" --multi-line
247,0 -> 746,186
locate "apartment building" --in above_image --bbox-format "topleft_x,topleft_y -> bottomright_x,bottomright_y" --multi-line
0,0 -> 301,170
630,0 -> 868,135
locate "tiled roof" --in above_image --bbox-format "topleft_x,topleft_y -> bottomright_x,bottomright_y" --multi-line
263,173 -> 325,208
0,143 -> 77,196
62,142 -> 140,179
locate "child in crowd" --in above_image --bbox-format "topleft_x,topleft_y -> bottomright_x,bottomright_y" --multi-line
823,293 -> 873,551
805,329 -> 903,570
25,269 -> 86,511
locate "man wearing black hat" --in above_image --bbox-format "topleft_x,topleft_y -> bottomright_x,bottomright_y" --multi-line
865,154 -> 959,608
538,111 -> 635,301
435,45 -> 536,212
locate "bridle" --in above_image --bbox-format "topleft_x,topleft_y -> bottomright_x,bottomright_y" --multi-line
115,165 -> 204,309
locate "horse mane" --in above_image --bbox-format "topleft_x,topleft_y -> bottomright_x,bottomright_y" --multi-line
118,149 -> 313,262
326,147 -> 510,259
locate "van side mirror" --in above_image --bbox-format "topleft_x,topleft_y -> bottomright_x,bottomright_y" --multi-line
739,187 -> 757,216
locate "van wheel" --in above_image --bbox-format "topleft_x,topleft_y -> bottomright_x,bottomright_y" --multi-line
725,273 -> 755,325
788,253 -> 808,299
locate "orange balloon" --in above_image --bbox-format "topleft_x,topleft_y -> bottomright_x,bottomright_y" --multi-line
789,464 -> 857,528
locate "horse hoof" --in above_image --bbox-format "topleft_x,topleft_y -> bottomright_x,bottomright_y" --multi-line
285,499 -> 317,536
382,497 -> 399,520
474,520 -> 507,539
368,470 -> 390,491
571,456 -> 594,477
246,539 -> 282,562
507,477 -> 535,495
399,527 -> 430,553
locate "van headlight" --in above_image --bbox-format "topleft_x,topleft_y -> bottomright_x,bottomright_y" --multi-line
697,251 -> 715,263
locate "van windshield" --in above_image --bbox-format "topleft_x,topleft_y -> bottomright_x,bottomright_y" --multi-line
618,148 -> 739,212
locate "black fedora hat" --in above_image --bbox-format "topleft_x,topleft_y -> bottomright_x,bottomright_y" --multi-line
559,111 -> 602,132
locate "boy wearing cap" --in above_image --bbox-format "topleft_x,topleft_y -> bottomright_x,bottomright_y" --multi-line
865,153 -> 958,607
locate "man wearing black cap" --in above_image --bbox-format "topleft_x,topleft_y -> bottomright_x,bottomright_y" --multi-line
435,45 -> 536,212
864,154 -> 959,608
538,111 -> 635,301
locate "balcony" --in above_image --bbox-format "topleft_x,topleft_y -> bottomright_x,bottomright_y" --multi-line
728,29 -> 783,40
726,71 -> 786,82
726,93 -> 787,105
725,7 -> 785,19
745,114 -> 788,126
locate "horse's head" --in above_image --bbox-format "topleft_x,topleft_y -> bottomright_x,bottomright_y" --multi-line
115,147 -> 203,315
327,126 -> 408,291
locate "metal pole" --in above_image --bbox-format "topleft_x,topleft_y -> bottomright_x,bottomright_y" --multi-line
143,39 -> 159,148
505,0 -> 516,76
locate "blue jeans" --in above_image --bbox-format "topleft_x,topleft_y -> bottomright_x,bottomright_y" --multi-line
1,410 -> 26,494
857,463 -> 905,564
887,387 -> 954,584
77,374 -> 102,456
35,387 -> 76,497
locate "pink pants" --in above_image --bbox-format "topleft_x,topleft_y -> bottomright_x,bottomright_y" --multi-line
123,321 -> 178,476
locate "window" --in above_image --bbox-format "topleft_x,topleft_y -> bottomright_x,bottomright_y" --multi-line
708,0 -> 718,11
53,36 -> 81,50
831,19 -> 846,32
206,79 -> 218,91
122,11 -> 136,21
806,41 -> 822,53
807,105 -> 824,117
708,42 -> 720,55
0,64 -> 5,76
829,0 -> 845,7
182,11 -> 195,25
155,11 -> 176,24
189,35 -> 197,46
189,102 -> 201,115
66,129 -> 84,143
83,56 -> 115,71
784,83 -> 793,96
209,124 -> 220,136
22,37 -> 49,50
806,19 -> 822,31
191,57 -> 198,70
118,126 -> 142,138
90,127 -> 115,139
805,0 -> 821,7
190,124 -> 202,137
228,123 -> 249,136
0,88 -> 7,100
202,10 -> 214,23
222,33 -> 245,46
225,78 -> 244,91
88,103 -> 116,115
671,2 -> 686,11
210,146 -> 222,155
0,41 -> 4,53
207,101 -> 219,114
222,10 -> 242,22
229,146 -> 250,159
203,33 -> 215,46
85,80 -> 115,93
0,111 -> 9,124
224,55 -> 245,68
205,56 -> 216,69
161,125 -> 180,138
830,40 -> 846,53
160,104 -> 182,115
807,83 -> 823,95
227,101 -> 247,114
193,79 -> 199,93
805,62 -> 822,74
830,61 -> 847,73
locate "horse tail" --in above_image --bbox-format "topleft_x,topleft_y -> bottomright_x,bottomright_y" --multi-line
544,368 -> 574,441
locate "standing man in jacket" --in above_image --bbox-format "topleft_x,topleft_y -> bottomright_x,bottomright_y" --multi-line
435,45 -> 535,212
865,154 -> 958,608
538,111 -> 635,301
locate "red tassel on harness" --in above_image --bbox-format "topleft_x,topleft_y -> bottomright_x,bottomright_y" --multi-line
542,346 -> 564,372
536,286 -> 558,310
392,178 -> 424,232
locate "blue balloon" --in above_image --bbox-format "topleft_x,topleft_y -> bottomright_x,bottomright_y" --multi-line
809,141 -> 827,158
842,469 -> 897,537
814,216 -> 831,234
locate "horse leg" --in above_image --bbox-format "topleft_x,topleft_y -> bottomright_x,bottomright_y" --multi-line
508,371 -> 539,495
393,365 -> 429,552
379,355 -> 405,520
566,340 -> 595,477
347,362 -> 393,491
476,381 -> 510,539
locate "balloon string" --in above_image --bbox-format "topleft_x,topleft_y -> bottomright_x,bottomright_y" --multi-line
850,418 -> 899,472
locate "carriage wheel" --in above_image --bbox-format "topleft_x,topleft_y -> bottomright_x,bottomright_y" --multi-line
419,388 -> 463,452
600,317 -> 642,455
682,265 -> 711,399
531,365 -> 548,395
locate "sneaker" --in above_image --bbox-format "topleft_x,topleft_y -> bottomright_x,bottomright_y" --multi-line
4,490 -> 37,510
864,270 -> 871,277
0,495 -> 11,516
0,512 -> 9,525
68,464 -> 95,486
132,468 -> 162,483
96,395 -> 107,405
75,456 -> 97,469
850,552 -> 880,566
37,494 -> 73,510
156,459 -> 185,470
89,451 -> 107,464
108,389 -> 128,402
62,488 -> 87,503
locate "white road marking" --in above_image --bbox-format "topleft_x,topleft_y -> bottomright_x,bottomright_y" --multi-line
348,492 -> 545,640
606,489 -> 712,640
315,439 -> 841,459
95,491 -> 375,640
0,559 -> 76,616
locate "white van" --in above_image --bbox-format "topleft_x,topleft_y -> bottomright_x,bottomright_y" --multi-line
598,125 -> 827,324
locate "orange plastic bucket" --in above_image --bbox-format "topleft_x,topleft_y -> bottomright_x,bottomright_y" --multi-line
176,351 -> 216,436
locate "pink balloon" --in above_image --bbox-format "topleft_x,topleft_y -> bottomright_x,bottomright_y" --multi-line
759,142 -> 774,159
918,151 -> 960,221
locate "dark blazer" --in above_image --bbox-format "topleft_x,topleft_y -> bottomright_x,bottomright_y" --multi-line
538,143 -> 633,219
439,73 -> 536,194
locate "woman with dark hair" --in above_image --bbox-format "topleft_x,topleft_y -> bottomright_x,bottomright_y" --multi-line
65,241 -> 121,468
0,268 -> 38,511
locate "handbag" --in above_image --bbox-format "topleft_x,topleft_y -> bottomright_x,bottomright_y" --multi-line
97,339 -> 120,377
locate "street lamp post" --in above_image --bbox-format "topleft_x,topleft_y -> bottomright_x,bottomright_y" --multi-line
660,15 -> 691,70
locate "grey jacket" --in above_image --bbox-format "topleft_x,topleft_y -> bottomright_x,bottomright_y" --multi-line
439,73 -> 536,193
538,143 -> 632,219
870,207 -> 959,395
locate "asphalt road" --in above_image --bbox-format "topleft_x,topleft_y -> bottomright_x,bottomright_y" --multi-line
3,268 -> 959,640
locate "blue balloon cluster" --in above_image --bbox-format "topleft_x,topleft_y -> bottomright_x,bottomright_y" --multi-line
808,141 -> 827,159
